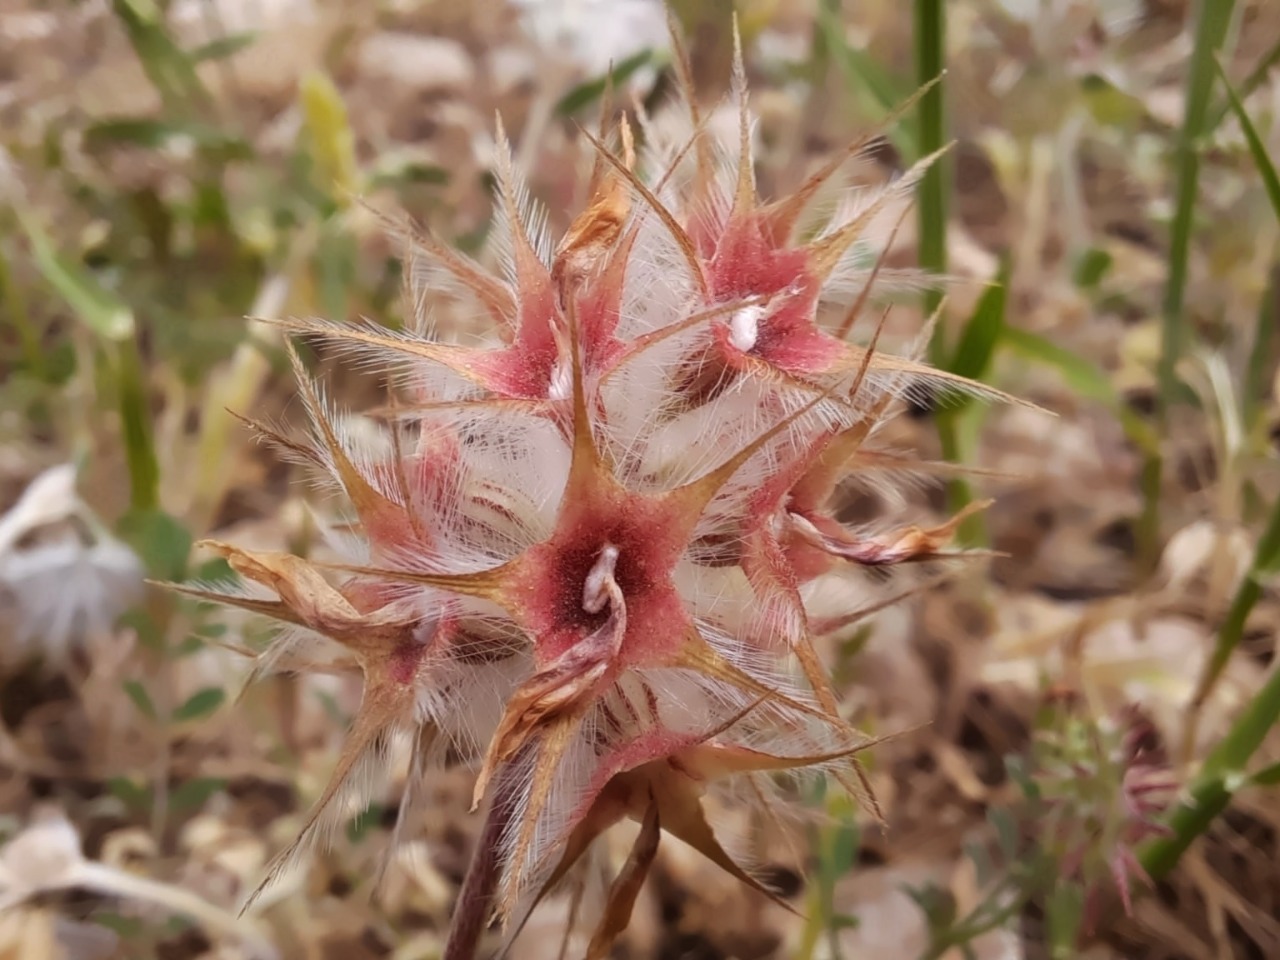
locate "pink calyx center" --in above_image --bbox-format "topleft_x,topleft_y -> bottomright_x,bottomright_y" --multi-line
697,213 -> 844,377
510,489 -> 695,672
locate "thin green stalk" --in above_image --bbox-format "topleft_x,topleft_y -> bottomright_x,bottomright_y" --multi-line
1205,36 -> 1280,133
914,0 -> 974,525
1187,492 -> 1280,719
1139,0 -> 1240,570
1243,266 -> 1279,437
915,0 -> 947,358
1141,661 -> 1280,878
795,789 -> 859,960
0,246 -> 46,381
115,337 -> 160,512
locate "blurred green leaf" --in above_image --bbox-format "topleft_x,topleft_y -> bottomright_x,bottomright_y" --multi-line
1245,266 -> 1279,436
906,882 -> 958,931
194,621 -> 228,640
123,679 -> 158,721
935,271 -> 1002,539
346,803 -> 384,844
1004,753 -> 1040,802
1080,73 -> 1147,126
948,275 -> 1006,383
314,223 -> 358,324
192,178 -> 235,230
173,634 -> 207,656
1000,327 -> 1107,397
0,245 -> 47,381
301,70 -> 359,205
119,609 -> 165,652
1252,762 -> 1280,787
110,0 -> 209,112
119,508 -> 192,581
1073,247 -> 1113,290
170,777 -> 228,813
555,49 -> 655,116
85,118 -> 253,163
107,776 -> 151,811
172,686 -> 226,723
1045,884 -> 1085,955
17,212 -> 134,341
1000,327 -> 1159,456
127,187 -> 174,264
988,806 -> 1018,860
190,31 -> 258,64
113,340 -> 161,511
964,838 -> 995,888
366,159 -> 451,191
817,0 -> 909,130
194,555 -> 235,583
93,911 -> 146,938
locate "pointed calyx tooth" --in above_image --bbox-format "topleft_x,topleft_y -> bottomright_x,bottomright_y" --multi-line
553,117 -> 635,297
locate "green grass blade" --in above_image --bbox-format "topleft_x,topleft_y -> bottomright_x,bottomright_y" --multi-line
1148,475 -> 1280,877
16,210 -> 160,510
115,339 -> 161,512
1186,491 -> 1280,719
949,274 -> 1007,383
936,272 -> 1008,541
1214,58 -> 1280,219
555,49 -> 655,117
17,211 -> 135,342
815,0 -> 913,156
110,0 -> 210,113
1206,36 -> 1280,133
1000,327 -> 1159,457
84,118 -> 252,162
915,0 -> 947,357
1141,658 -> 1280,878
1142,0 -> 1240,570
1160,0 -> 1240,374
190,31 -> 258,64
1244,266 -> 1279,435
1252,762 -> 1280,787
0,244 -> 46,380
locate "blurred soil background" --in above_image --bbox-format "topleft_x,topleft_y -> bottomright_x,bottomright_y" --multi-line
2,0 -> 1280,958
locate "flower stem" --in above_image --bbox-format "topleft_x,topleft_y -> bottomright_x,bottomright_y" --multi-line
444,769 -> 518,960
915,0 -> 947,360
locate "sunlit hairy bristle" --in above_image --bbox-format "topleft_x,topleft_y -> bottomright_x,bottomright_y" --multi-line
170,18 -> 1022,957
